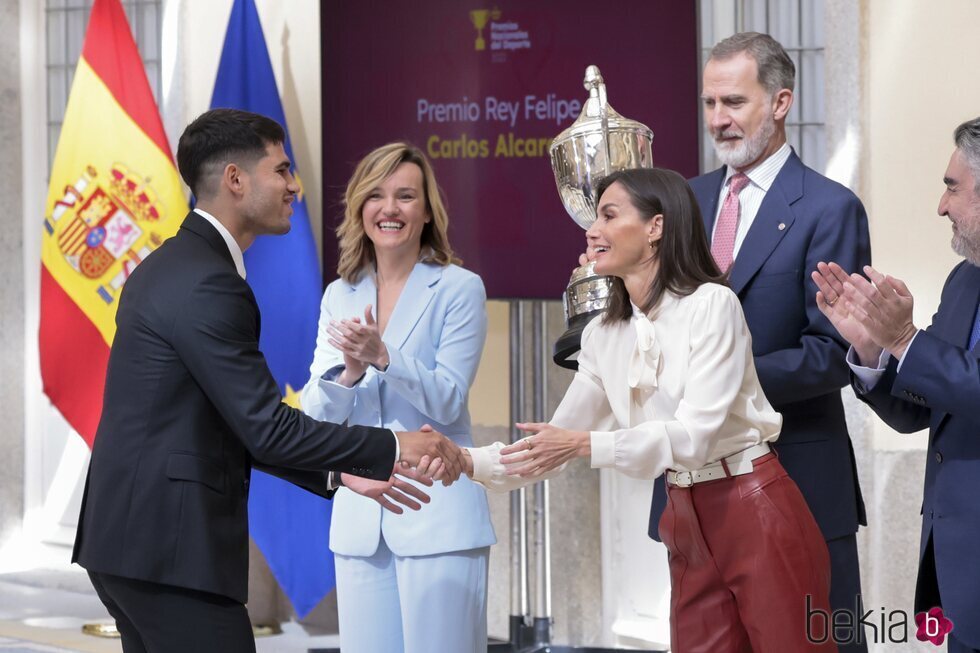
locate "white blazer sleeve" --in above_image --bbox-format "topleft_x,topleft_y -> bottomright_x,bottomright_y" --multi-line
376,273 -> 487,424
590,290 -> 750,479
301,282 -> 358,422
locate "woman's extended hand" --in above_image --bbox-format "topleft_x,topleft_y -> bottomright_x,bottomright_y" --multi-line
328,304 -> 390,371
499,423 -> 590,477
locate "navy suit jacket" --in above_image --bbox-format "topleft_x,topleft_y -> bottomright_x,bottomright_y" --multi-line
649,151 -> 871,542
856,261 -> 980,646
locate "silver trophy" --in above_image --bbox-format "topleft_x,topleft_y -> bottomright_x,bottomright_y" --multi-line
550,65 -> 654,368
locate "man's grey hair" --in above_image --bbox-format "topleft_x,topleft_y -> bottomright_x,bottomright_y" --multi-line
709,32 -> 795,95
954,117 -> 980,194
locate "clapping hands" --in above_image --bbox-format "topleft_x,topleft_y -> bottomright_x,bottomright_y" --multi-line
812,262 -> 918,365
328,305 -> 389,386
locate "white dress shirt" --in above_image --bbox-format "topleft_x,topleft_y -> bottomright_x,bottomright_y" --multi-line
470,283 -> 783,491
711,142 -> 792,258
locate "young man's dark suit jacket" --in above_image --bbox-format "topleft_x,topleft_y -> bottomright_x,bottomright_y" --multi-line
648,151 -> 872,621
855,261 -> 980,648
72,212 -> 395,605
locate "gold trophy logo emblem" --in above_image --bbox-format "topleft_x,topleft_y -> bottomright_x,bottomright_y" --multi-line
470,9 -> 489,50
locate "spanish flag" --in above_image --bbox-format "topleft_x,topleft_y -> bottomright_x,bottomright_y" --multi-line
39,0 -> 187,447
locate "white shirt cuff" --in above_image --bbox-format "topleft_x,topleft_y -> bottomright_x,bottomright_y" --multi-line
847,346 -> 891,393
590,431 -> 616,469
392,430 -> 399,464
467,444 -> 498,484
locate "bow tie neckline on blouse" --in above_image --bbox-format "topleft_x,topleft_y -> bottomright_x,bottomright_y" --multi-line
628,306 -> 661,389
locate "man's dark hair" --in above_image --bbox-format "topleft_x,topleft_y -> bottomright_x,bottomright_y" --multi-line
595,168 -> 726,323
176,108 -> 285,199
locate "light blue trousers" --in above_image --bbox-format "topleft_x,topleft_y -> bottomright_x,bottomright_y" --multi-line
334,537 -> 490,653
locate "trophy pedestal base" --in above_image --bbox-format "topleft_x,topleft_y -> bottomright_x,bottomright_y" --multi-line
553,310 -> 603,370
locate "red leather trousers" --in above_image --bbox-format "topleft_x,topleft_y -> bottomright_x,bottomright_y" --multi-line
659,453 -> 837,653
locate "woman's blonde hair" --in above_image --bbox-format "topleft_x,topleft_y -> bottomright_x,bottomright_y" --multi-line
337,142 -> 459,282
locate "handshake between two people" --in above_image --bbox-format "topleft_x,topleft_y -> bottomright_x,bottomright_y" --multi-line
342,422 -> 591,514
340,424 -> 470,515
326,305 -> 468,512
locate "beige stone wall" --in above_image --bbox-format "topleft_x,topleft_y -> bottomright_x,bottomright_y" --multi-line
1,0 -> 24,552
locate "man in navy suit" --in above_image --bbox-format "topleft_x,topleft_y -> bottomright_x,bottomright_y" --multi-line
813,117 -> 980,653
644,32 -> 872,650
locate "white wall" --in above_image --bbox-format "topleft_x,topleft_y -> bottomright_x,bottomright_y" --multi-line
865,0 -> 980,450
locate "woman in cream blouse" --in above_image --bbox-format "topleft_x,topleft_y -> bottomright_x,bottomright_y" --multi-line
463,168 -> 836,653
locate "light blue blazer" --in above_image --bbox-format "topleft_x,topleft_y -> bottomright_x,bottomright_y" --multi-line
301,261 -> 496,557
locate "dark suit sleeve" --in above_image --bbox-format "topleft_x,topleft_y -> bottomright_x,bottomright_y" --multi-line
252,463 -> 334,499
892,330 -> 979,418
754,192 -> 872,405
170,268 -> 395,481
853,356 -> 932,434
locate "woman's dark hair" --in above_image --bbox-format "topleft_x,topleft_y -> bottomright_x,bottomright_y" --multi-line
595,168 -> 726,323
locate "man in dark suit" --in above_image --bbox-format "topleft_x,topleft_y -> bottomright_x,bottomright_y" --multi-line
813,117 -> 980,653
646,32 -> 872,650
72,109 -> 464,653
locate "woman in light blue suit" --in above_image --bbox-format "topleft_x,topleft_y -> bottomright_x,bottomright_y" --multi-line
301,142 -> 495,653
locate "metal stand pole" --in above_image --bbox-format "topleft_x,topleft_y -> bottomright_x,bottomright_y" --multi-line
508,300 -> 533,648
530,301 -> 553,646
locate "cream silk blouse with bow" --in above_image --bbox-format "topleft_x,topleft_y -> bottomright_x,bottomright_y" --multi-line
469,282 -> 782,491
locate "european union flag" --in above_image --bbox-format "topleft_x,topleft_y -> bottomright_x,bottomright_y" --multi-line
211,0 -> 330,618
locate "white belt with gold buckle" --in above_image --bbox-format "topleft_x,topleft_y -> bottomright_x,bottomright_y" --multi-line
666,442 -> 771,488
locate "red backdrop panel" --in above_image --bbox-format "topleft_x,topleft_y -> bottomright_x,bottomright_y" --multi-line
321,0 -> 700,299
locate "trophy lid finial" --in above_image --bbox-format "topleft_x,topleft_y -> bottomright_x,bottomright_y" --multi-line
583,65 -> 604,89
549,65 -> 655,230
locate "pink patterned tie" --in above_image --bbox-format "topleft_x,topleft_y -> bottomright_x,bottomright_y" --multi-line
711,173 -> 750,272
